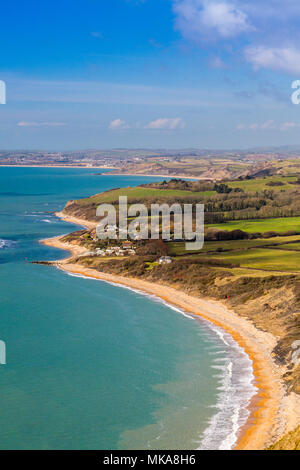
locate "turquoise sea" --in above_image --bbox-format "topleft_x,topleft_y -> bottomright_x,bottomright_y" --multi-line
0,167 -> 256,450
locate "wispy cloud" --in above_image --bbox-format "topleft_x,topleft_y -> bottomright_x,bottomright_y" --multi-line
173,1 -> 253,41
8,77 -> 252,108
109,117 -> 186,130
109,119 -> 130,130
280,121 -> 300,131
209,56 -> 227,69
17,121 -> 66,127
173,0 -> 300,76
145,117 -> 186,130
237,120 -> 300,131
245,46 -> 300,75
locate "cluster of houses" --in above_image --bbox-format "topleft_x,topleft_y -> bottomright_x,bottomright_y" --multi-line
79,238 -> 173,265
80,241 -> 136,258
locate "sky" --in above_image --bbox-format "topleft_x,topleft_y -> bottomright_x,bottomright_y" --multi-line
1,0 -> 300,150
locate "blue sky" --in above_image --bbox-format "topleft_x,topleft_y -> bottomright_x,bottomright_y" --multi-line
1,0 -> 300,150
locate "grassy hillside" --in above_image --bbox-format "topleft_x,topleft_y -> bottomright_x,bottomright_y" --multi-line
211,247 -> 300,272
210,217 -> 300,234
76,186 -> 214,206
228,175 -> 297,192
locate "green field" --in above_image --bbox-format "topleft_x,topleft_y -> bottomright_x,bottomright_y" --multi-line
274,241 -> 300,251
228,176 -> 297,192
168,234 -> 300,272
77,187 -> 214,205
212,248 -> 300,271
168,235 -> 300,256
210,217 -> 300,234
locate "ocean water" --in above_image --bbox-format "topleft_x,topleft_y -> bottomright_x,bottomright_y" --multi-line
0,167 -> 256,450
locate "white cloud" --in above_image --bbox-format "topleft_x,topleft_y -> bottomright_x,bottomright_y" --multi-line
237,120 -> 300,131
145,117 -> 186,130
17,121 -> 66,127
280,122 -> 300,131
261,119 -> 276,130
173,0 -> 252,41
173,1 -> 300,76
245,46 -> 300,75
109,117 -> 186,131
109,119 -> 129,130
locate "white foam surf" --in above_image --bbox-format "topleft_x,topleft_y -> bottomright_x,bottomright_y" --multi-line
0,239 -> 16,249
197,324 -> 257,450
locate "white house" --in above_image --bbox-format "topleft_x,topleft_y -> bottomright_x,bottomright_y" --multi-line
96,248 -> 106,256
157,256 -> 172,265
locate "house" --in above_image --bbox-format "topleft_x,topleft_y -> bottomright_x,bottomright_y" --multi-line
122,241 -> 133,249
81,251 -> 96,257
157,256 -> 172,265
96,248 -> 106,256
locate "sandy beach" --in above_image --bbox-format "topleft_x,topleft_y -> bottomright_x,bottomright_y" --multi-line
41,212 -> 300,450
98,172 -> 206,180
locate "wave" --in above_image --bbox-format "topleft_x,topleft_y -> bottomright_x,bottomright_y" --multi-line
197,325 -> 257,450
63,270 -> 257,450
0,239 -> 17,249
22,212 -> 56,224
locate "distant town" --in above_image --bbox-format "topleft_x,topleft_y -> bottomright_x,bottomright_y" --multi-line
1,147 -> 300,181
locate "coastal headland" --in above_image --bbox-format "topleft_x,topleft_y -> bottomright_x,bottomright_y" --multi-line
41,211 -> 300,450
39,175 -> 300,450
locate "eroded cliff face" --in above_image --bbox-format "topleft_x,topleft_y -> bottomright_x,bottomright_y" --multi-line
230,284 -> 300,395
156,273 -> 300,395
268,425 -> 300,450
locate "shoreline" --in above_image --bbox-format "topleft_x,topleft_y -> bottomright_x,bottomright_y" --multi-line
40,212 -> 299,450
0,166 -> 204,180
0,164 -> 116,169
98,172 -> 205,180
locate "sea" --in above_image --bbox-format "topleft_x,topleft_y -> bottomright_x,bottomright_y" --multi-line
0,167 -> 256,450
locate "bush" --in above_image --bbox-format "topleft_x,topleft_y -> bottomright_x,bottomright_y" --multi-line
262,231 -> 280,238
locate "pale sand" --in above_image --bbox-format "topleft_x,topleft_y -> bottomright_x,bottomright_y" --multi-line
55,211 -> 97,231
99,172 -> 206,181
41,212 -> 300,450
